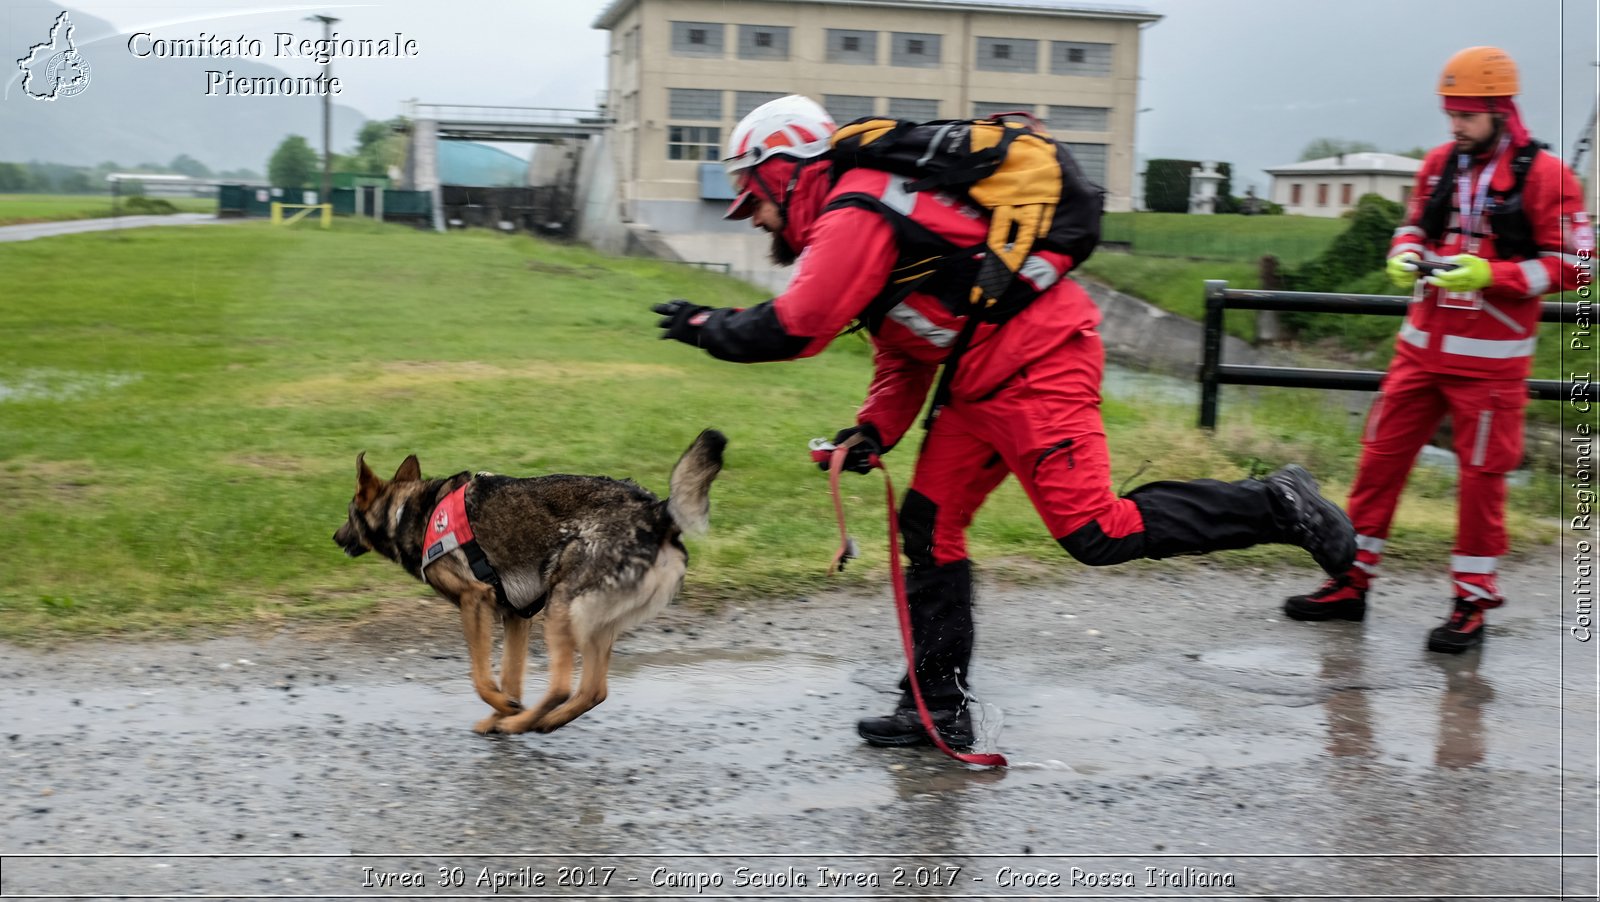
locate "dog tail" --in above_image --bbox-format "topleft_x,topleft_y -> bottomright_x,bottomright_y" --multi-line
666,429 -> 726,537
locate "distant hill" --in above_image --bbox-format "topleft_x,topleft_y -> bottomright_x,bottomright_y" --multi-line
2,6 -> 372,172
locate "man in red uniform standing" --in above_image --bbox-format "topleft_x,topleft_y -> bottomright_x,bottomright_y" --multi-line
1285,47 -> 1593,652
654,96 -> 1356,748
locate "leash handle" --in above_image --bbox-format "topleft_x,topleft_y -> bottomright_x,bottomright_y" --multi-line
815,437 -> 1006,768
811,436 -> 866,573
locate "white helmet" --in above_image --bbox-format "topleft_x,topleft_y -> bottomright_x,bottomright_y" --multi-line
723,95 -> 835,219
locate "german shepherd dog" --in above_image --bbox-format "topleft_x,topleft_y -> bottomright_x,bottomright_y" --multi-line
333,429 -> 725,734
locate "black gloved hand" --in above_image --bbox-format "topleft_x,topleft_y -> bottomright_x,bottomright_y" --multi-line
818,423 -> 885,475
652,299 -> 713,345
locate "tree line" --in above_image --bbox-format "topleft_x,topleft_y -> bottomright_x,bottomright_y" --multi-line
266,117 -> 407,189
0,157 -> 261,193
1,116 -> 408,194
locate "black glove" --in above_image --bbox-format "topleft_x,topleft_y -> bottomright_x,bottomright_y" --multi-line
653,300 -> 713,345
818,423 -> 884,475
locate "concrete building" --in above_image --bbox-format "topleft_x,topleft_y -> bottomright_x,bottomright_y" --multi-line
590,0 -> 1159,287
1265,152 -> 1424,218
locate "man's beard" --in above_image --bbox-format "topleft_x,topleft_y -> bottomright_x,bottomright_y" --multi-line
1462,119 -> 1505,156
768,230 -> 799,266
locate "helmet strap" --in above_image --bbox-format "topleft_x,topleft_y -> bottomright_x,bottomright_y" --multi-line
746,165 -> 785,229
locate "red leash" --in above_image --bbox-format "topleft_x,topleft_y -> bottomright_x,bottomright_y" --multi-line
812,437 -> 1007,768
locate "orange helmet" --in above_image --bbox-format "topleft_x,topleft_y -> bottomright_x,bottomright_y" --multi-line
1438,46 -> 1518,97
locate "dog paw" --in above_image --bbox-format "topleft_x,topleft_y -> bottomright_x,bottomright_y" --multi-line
490,716 -> 533,735
473,714 -> 503,734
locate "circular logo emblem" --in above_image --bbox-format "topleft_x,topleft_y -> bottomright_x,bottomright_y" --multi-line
43,50 -> 90,98
433,511 -> 449,532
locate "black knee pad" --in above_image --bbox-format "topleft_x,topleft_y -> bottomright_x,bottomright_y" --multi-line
899,489 -> 938,570
1059,519 -> 1147,566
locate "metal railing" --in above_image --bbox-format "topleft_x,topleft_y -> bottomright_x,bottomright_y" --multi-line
1198,279 -> 1590,428
406,102 -> 611,126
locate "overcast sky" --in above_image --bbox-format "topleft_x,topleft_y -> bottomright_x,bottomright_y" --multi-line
10,0 -> 1599,189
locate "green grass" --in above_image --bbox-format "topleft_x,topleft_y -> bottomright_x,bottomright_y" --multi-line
0,219 -> 1558,639
0,192 -> 216,225
1078,252 -> 1261,341
1102,212 -> 1348,265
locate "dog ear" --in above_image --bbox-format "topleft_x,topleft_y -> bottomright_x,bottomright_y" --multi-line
393,455 -> 422,483
356,452 -> 382,502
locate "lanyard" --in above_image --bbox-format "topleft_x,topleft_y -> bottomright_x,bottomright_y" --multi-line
1455,135 -> 1509,255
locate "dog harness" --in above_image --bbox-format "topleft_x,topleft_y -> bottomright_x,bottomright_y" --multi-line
421,481 -> 526,612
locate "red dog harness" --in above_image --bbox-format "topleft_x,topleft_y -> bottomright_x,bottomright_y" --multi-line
422,483 -> 475,568
422,481 -> 530,613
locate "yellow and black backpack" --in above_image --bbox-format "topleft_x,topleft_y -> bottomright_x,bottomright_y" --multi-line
828,112 -> 1105,323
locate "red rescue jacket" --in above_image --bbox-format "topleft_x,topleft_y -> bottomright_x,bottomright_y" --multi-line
1389,140 -> 1591,379
693,167 -> 1102,449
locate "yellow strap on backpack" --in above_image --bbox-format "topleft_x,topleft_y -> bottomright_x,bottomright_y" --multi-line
966,122 -> 1061,288
831,117 -> 1062,307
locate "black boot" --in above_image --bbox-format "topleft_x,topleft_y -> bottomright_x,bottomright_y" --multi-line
858,706 -> 974,748
1427,598 -> 1488,653
1284,571 -> 1369,621
858,559 -> 975,746
1263,465 -> 1357,577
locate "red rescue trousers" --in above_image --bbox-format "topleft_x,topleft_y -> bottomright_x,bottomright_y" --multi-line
1345,356 -> 1527,604
906,327 -> 1146,565
892,329 -> 1300,708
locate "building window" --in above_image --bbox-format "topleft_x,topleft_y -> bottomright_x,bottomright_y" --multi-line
1050,41 -> 1111,76
1401,185 -> 1413,204
1064,142 -> 1108,186
976,37 -> 1037,73
1291,183 -> 1303,205
1046,105 -> 1109,132
825,28 -> 876,64
738,25 -> 789,60
671,22 -> 724,57
668,88 -> 722,121
1340,183 -> 1353,205
888,97 -> 939,120
734,91 -> 785,118
826,29 -> 877,64
892,32 -> 940,68
824,94 -> 876,123
1316,183 -> 1329,206
668,126 -> 719,161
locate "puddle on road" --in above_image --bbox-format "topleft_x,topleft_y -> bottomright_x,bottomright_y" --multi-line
2,633 -> 1556,823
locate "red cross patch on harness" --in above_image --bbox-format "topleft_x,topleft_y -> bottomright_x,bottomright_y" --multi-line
422,484 -> 475,572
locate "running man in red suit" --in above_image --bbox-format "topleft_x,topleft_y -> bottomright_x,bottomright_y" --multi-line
654,96 -> 1356,747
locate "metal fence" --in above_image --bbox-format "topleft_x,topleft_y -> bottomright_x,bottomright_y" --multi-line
407,103 -> 609,126
1198,279 -> 1590,428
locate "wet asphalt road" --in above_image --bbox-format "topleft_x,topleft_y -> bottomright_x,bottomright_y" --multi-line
2,542 -> 1595,900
